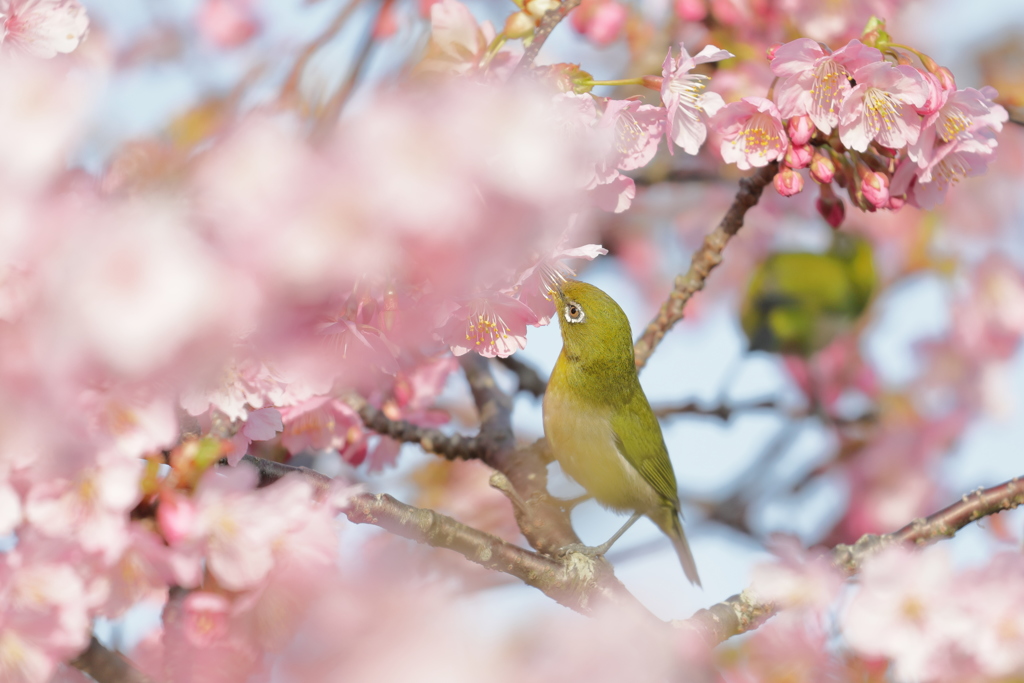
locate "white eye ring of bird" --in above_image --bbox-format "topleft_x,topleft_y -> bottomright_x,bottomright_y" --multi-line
564,301 -> 585,324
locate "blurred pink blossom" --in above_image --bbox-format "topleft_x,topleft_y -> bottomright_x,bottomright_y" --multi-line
843,546 -> 963,681
197,0 -> 259,48
0,0 -> 88,58
570,0 -> 627,46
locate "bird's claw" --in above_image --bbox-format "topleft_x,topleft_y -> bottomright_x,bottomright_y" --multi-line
557,542 -> 607,559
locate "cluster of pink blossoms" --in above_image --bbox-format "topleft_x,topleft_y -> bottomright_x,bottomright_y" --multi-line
711,33 -> 1007,224
745,543 -> 1024,682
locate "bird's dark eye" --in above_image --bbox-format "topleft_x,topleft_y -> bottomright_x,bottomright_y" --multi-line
564,301 -> 585,324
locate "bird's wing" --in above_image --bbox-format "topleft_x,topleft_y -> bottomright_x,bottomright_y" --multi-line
610,393 -> 679,506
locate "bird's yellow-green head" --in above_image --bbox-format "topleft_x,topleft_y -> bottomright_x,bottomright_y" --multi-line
740,233 -> 877,356
551,280 -> 636,370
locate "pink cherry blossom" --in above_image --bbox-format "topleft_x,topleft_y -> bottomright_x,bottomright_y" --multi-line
750,540 -> 843,611
598,99 -> 666,173
181,592 -> 231,647
438,292 -> 540,358
891,135 -> 998,209
418,0 -> 496,74
711,96 -> 787,170
660,43 -> 733,155
24,457 -> 141,564
197,0 -> 259,49
838,61 -> 928,153
574,0 -> 627,46
516,233 -> 608,325
909,86 -> 1008,168
771,38 -> 882,134
278,395 -> 363,456
0,0 -> 88,59
843,545 -> 980,681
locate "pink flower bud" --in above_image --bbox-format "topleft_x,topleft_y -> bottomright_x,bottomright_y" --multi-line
784,143 -> 812,169
786,115 -> 814,145
935,66 -> 956,90
810,148 -> 836,183
861,171 -> 890,209
641,75 -> 664,91
674,0 -> 707,21
504,10 -> 536,39
774,167 -> 804,197
766,43 -> 782,61
816,187 -> 845,228
157,491 -> 197,546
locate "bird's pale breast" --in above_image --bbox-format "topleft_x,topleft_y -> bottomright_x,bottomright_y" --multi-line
543,384 -> 661,514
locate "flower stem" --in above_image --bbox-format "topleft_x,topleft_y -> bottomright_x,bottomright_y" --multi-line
580,77 -> 647,87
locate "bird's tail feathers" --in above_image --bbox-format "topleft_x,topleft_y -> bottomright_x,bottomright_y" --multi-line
657,507 -> 701,587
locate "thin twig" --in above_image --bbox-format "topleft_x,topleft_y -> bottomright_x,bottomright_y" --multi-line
311,0 -> 384,140
652,398 -> 786,421
633,168 -> 726,186
343,395 -> 486,460
495,355 -> 547,397
70,636 -> 153,683
515,0 -> 583,73
633,163 -> 779,370
681,474 -> 1024,646
280,0 -> 366,103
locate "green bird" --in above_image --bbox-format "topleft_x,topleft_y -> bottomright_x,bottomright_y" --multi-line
740,233 -> 876,357
543,280 -> 700,586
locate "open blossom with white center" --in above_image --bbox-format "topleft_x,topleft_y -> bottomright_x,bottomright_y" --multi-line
588,98 -> 665,213
843,545 -> 964,681
660,43 -> 732,155
771,38 -> 882,134
910,86 -> 1007,168
0,0 -> 88,58
438,292 -> 540,358
710,97 -> 787,170
838,61 -> 928,152
891,135 -> 997,209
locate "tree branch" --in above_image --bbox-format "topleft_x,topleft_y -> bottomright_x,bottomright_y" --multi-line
238,452 -> 644,614
495,355 -> 547,398
652,398 -> 786,421
633,162 -> 779,370
70,636 -> 153,683
681,474 -> 1024,646
344,491 -> 595,611
515,0 -> 583,73
343,394 -> 486,460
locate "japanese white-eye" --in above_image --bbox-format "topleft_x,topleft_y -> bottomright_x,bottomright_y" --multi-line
740,233 -> 876,356
543,280 -> 700,586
